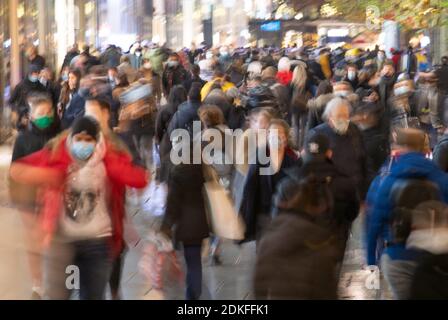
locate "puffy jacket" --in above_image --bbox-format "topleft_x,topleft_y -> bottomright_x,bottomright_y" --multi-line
10,135 -> 148,257
366,152 -> 448,265
200,77 -> 235,101
433,134 -> 448,172
254,212 -> 340,299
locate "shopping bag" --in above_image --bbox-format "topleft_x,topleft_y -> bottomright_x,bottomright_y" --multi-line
142,181 -> 167,219
203,171 -> 245,240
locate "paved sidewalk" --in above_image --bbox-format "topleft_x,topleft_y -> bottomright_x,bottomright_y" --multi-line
0,145 -> 387,300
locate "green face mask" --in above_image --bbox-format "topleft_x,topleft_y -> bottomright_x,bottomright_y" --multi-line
33,115 -> 54,129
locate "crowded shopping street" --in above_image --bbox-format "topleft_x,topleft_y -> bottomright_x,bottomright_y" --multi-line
1,0 -> 448,303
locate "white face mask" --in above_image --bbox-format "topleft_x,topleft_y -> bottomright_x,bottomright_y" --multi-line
331,119 -> 350,135
347,71 -> 356,81
335,90 -> 350,97
143,62 -> 152,69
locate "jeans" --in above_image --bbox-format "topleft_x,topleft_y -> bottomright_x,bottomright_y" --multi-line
380,254 -> 418,300
45,237 -> 113,300
183,244 -> 203,300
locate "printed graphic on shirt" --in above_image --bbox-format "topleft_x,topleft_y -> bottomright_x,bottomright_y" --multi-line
64,189 -> 100,224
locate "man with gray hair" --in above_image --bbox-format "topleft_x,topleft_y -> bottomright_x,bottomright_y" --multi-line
308,97 -> 369,200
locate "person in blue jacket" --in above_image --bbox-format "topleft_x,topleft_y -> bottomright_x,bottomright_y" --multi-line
365,128 -> 448,299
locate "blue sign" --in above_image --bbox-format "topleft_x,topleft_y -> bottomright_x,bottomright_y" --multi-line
260,21 -> 281,32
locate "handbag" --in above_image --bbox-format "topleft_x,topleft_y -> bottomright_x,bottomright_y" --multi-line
202,165 -> 245,240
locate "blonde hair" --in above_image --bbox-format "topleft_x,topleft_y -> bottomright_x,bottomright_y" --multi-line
291,64 -> 307,92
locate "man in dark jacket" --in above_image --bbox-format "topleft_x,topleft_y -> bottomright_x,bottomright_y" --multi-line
9,64 -> 47,130
162,53 -> 188,97
167,83 -> 202,136
433,132 -> 448,172
308,97 -> 369,200
377,60 -> 397,123
254,176 -> 340,299
182,64 -> 206,93
26,46 -> 46,73
365,128 -> 448,299
276,134 -> 359,260
61,44 -> 80,70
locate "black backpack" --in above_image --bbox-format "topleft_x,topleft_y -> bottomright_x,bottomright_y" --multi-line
389,178 -> 442,244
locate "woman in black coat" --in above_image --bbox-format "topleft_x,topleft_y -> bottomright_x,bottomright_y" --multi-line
240,119 -> 300,242
254,177 -> 341,300
161,157 -> 209,300
155,85 -> 187,182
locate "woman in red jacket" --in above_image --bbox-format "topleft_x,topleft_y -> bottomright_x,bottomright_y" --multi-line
10,116 -> 149,300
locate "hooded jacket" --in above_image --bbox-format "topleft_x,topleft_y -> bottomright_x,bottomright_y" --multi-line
254,212 -> 340,299
366,152 -> 448,265
10,134 -> 148,257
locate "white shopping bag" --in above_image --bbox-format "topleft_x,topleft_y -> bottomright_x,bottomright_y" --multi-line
203,178 -> 245,240
142,181 -> 167,218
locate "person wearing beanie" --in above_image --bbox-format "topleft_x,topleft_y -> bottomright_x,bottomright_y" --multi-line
9,64 -> 48,131
167,82 -> 203,137
9,116 -> 149,300
365,128 -> 448,299
275,133 -> 359,262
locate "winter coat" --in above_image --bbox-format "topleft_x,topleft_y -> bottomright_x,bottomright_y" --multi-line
279,157 -> 360,231
254,212 -> 340,299
365,152 -> 448,265
167,100 -> 202,136
162,66 -> 188,97
240,148 -> 299,241
182,75 -> 206,94
433,134 -> 448,172
203,89 -> 232,121
61,92 -> 85,129
162,163 -> 209,246
308,122 -> 369,200
9,78 -> 47,114
10,134 -> 148,256
306,93 -> 334,131
200,77 -> 235,101
9,122 -> 61,209
148,48 -> 166,77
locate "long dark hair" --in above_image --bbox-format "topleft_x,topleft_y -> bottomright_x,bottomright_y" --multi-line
167,85 -> 188,110
275,175 -> 334,217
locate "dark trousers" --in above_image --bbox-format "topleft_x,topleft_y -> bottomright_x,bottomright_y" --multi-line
183,244 -> 203,300
45,237 -> 113,300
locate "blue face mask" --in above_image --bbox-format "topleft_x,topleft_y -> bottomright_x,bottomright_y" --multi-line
70,141 -> 95,161
29,75 -> 39,83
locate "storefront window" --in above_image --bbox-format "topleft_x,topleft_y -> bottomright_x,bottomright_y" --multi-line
0,0 -> 11,108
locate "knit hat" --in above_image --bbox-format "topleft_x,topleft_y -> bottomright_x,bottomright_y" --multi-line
28,64 -> 42,74
71,116 -> 100,141
305,133 -> 330,156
